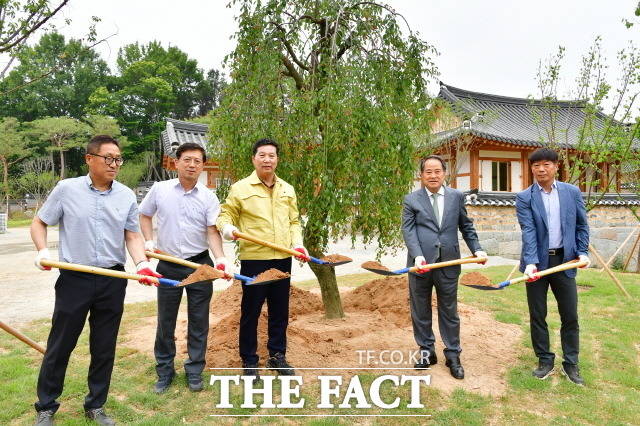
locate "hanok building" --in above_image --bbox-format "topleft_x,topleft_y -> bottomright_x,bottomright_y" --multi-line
429,83 -> 640,269
430,82 -> 637,194
159,118 -> 225,189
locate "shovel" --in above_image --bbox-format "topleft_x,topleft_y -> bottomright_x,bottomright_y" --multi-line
145,250 -> 284,286
463,259 -> 587,290
362,255 -> 488,276
0,320 -> 46,354
232,230 -> 352,266
39,259 -> 182,286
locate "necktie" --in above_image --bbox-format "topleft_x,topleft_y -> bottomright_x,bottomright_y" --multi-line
431,193 -> 440,227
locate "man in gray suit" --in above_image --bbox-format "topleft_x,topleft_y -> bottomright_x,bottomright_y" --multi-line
402,155 -> 486,379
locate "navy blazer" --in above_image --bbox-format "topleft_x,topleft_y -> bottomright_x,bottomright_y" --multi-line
515,181 -> 589,278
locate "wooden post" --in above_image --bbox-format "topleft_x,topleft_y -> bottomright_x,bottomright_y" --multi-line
622,231 -> 640,272
599,226 -> 639,272
589,244 -> 631,299
506,263 -> 519,281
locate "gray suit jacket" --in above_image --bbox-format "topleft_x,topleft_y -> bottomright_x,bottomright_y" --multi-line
402,186 -> 482,279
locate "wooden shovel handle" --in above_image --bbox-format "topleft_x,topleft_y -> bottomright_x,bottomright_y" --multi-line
0,320 -> 45,354
146,251 -> 200,269
145,251 -> 229,280
40,259 -> 162,284
233,231 -> 302,258
410,255 -> 488,273
507,259 -> 586,286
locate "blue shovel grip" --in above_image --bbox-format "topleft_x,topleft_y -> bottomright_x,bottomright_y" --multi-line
309,256 -> 325,264
234,273 -> 255,283
497,280 -> 510,288
158,278 -> 181,287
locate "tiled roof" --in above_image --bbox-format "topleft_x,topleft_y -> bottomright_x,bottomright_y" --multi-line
160,118 -> 209,158
435,82 -> 613,148
464,191 -> 640,206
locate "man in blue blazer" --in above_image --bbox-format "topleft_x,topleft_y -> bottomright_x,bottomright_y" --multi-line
402,155 -> 486,379
515,148 -> 590,386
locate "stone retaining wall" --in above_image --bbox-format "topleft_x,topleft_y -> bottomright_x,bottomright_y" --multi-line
458,204 -> 640,271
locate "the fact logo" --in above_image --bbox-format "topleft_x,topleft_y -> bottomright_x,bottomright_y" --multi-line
209,374 -> 431,409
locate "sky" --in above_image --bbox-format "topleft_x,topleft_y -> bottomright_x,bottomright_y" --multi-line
11,0 -> 640,102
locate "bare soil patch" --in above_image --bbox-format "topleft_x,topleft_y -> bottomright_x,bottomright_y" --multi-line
123,275 -> 522,396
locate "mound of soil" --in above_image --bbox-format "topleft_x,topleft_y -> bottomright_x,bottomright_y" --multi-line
459,271 -> 495,288
321,254 -> 352,263
124,275 -> 523,396
361,260 -> 389,271
253,268 -> 291,284
181,264 -> 221,286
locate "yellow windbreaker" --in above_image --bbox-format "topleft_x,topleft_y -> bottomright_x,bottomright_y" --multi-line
216,171 -> 303,260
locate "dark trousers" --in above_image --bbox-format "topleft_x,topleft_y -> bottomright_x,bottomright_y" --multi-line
408,268 -> 461,361
35,267 -> 127,413
526,253 -> 579,366
154,251 -> 214,379
239,258 -> 292,365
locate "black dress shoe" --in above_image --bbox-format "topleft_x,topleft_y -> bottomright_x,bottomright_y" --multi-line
266,352 -> 295,375
561,364 -> 585,386
85,407 -> 116,426
187,374 -> 204,392
153,374 -> 174,394
445,357 -> 465,379
242,362 -> 261,382
414,351 -> 438,369
34,410 -> 54,426
532,362 -> 554,379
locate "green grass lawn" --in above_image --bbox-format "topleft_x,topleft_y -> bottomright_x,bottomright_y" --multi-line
1,266 -> 638,425
7,218 -> 32,228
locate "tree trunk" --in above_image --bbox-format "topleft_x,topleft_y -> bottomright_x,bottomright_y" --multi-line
1,156 -> 8,215
59,149 -> 65,180
306,245 -> 344,319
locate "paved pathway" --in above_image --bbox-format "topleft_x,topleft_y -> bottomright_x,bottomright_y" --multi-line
0,226 -> 517,325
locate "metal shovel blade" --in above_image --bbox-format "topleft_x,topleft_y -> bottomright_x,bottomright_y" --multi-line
461,283 -> 502,291
311,255 -> 353,267
242,277 -> 286,286
361,266 -> 403,276
318,259 -> 352,267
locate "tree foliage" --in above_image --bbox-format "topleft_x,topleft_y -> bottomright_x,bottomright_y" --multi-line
28,116 -> 87,179
0,0 -> 69,54
212,0 -> 437,317
534,38 -> 640,210
0,32 -> 110,121
0,116 -> 32,211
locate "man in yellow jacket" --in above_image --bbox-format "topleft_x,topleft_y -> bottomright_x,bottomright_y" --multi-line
216,138 -> 308,379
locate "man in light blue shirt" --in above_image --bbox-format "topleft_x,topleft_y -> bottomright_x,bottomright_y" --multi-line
30,135 -> 158,426
139,142 -> 228,393
537,180 -> 563,250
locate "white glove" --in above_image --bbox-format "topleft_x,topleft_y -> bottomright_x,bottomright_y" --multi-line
414,255 -> 427,270
474,250 -> 488,264
578,254 -> 591,268
144,240 -> 156,252
524,264 -> 539,281
215,257 -> 234,276
136,260 -> 154,273
221,224 -> 238,241
35,248 -> 51,271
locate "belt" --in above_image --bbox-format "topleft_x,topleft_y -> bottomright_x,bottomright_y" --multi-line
187,250 -> 210,262
548,248 -> 564,256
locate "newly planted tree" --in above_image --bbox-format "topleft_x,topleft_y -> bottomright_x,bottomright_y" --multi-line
212,0 -> 437,318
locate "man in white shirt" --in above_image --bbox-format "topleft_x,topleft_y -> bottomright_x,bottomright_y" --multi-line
139,142 -> 229,393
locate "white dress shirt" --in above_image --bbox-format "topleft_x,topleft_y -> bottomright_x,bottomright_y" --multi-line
139,179 -> 221,259
425,185 -> 445,227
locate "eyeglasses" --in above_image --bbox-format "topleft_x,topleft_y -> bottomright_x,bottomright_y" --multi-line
89,153 -> 124,166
